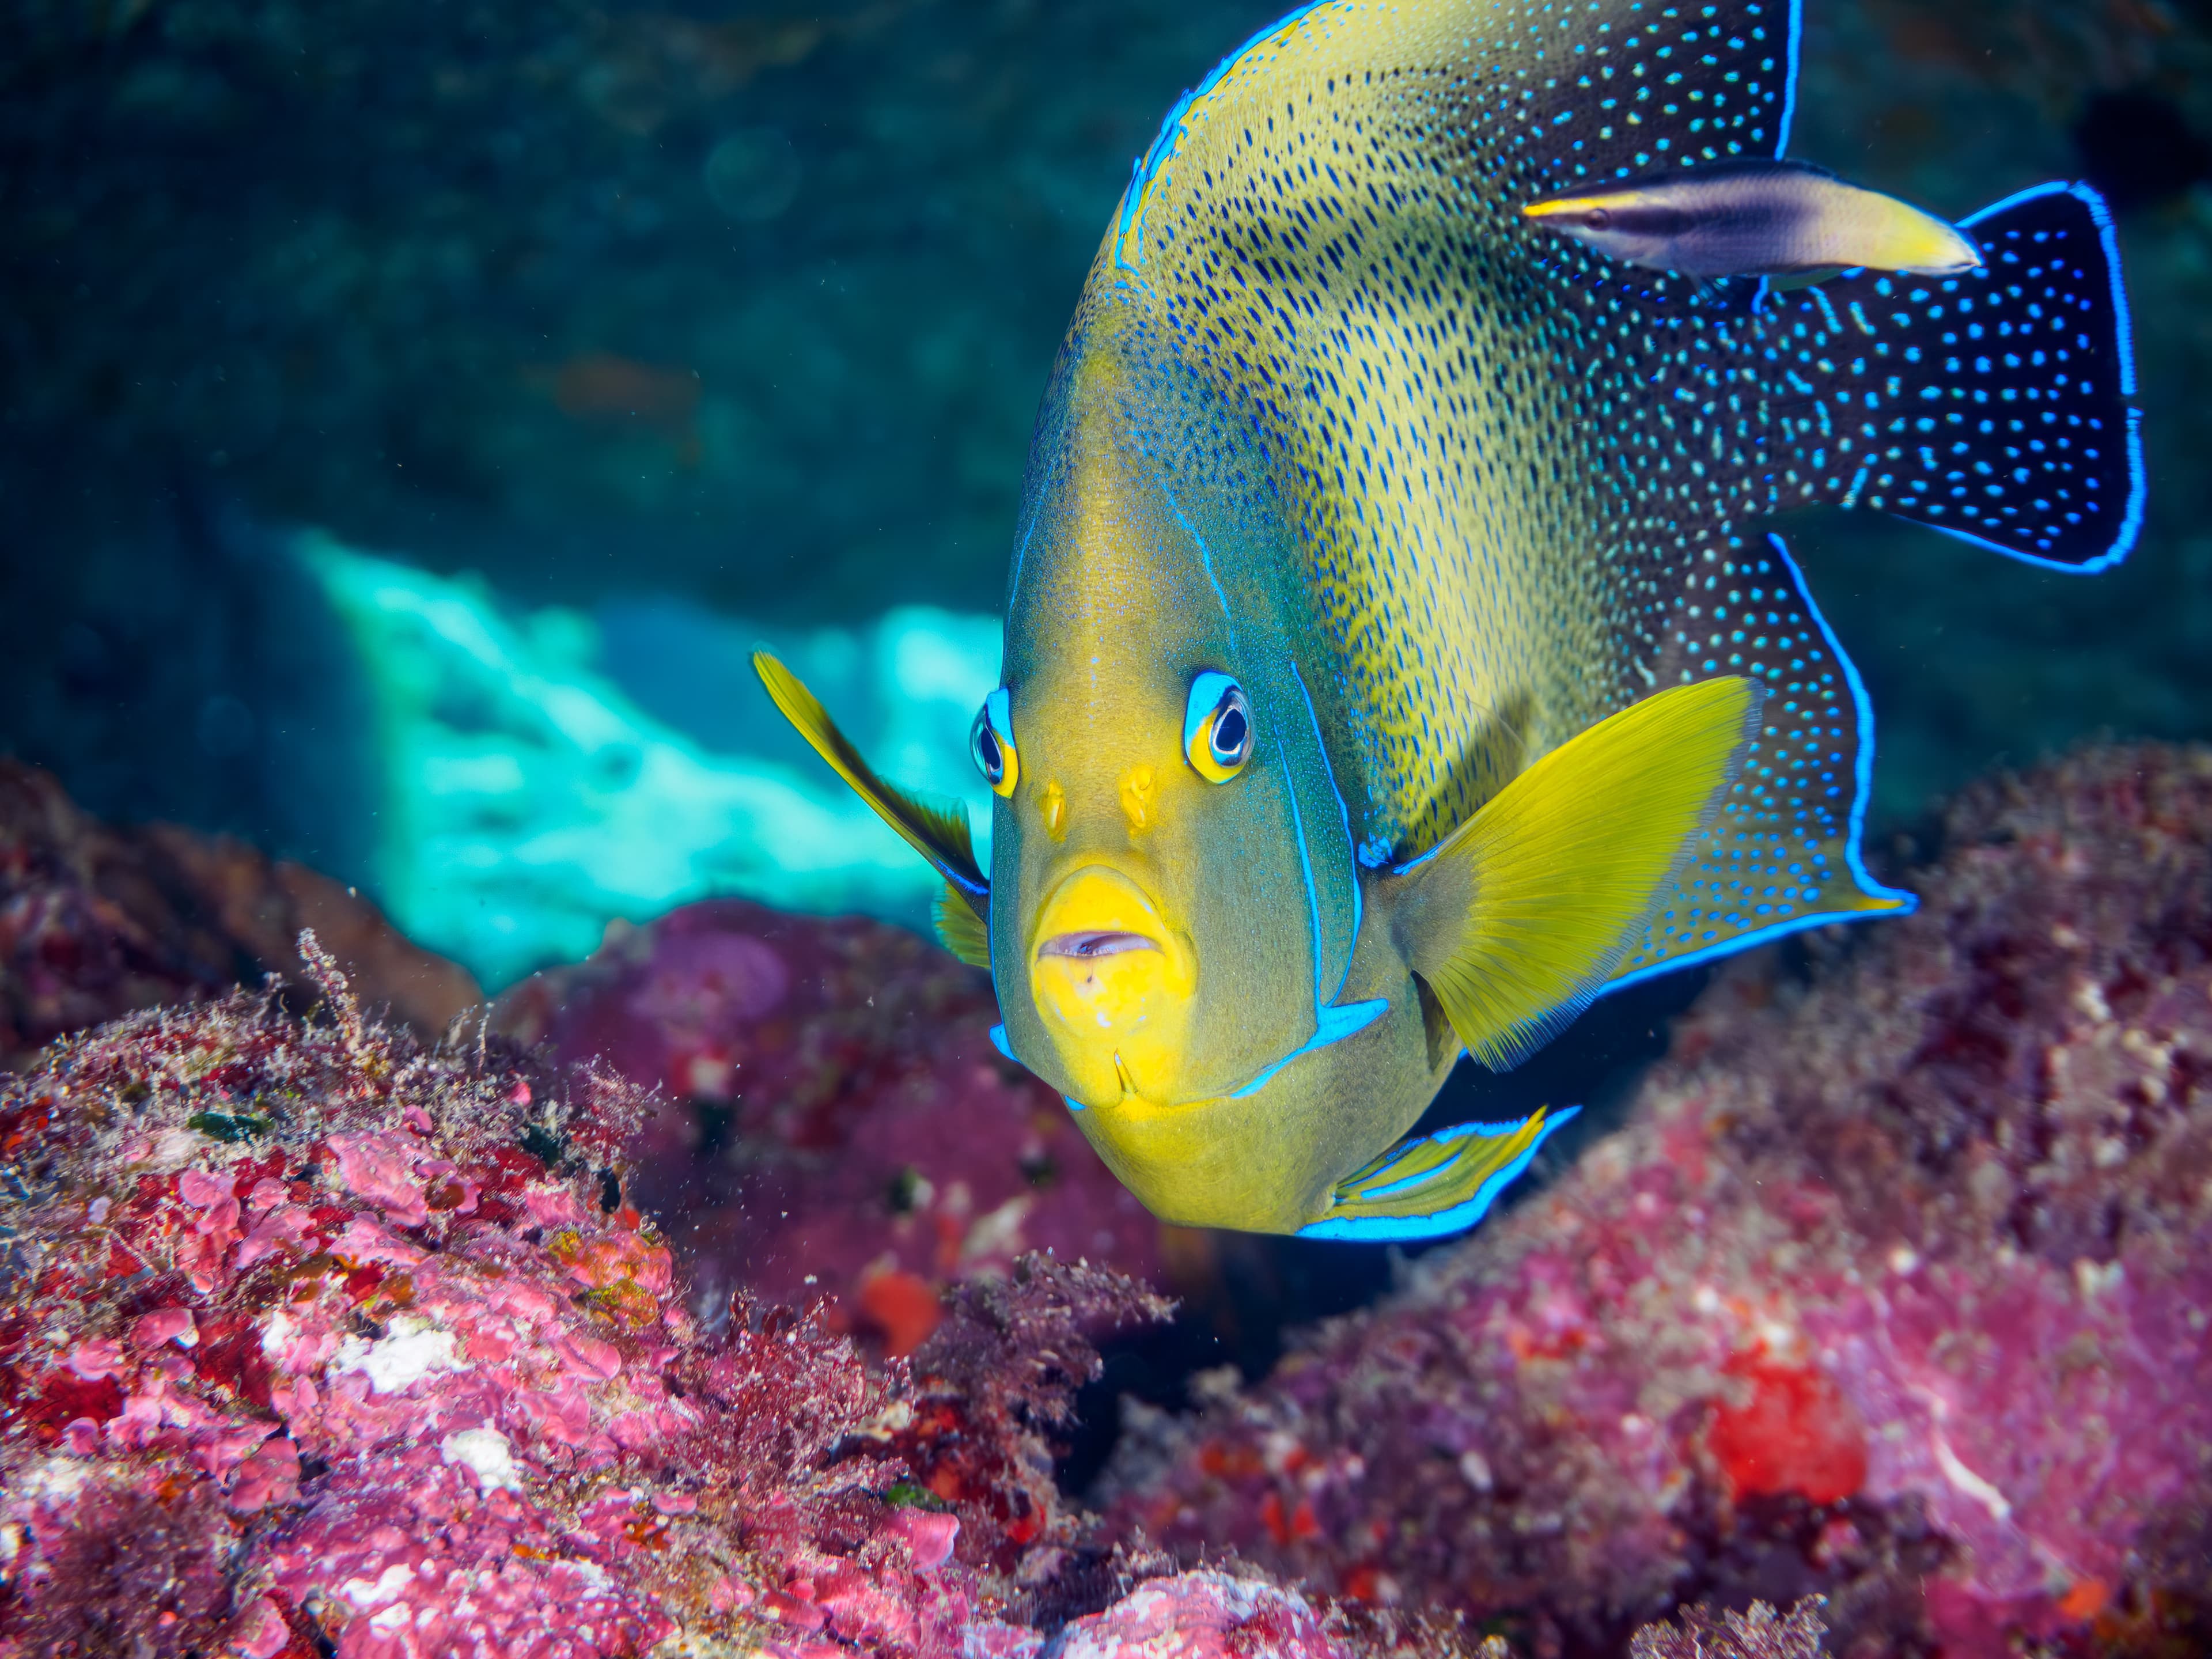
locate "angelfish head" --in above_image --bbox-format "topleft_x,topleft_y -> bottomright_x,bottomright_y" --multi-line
979,321 -> 1348,1162
987,661 -> 1283,1111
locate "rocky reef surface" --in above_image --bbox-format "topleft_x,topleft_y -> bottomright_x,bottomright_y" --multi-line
0,757 -> 478,1065
1100,746 -> 2212,1658
491,896 -> 1166,1355
0,945 -> 1435,1657
3,744 -> 2210,1657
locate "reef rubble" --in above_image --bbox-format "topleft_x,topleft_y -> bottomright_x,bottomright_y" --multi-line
1098,745 -> 2212,1658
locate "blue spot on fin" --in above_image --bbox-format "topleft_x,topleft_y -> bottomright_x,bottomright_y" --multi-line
1297,1105 -> 1580,1243
1607,532 -> 1914,991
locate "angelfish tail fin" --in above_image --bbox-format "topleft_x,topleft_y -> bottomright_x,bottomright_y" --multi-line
1297,1106 -> 1582,1243
1759,179 -> 2142,572
1393,676 -> 1762,1072
752,652 -> 990,916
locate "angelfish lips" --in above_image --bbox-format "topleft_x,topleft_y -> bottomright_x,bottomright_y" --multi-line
1028,865 -> 1196,1106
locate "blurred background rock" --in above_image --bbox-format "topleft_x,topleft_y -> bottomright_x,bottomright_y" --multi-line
3,0 -> 2212,986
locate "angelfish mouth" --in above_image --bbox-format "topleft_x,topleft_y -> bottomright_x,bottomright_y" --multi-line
1037,931 -> 1161,960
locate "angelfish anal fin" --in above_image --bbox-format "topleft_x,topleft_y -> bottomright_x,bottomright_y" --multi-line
1296,1105 -> 1582,1242
1393,675 -> 1761,1071
752,651 -> 990,923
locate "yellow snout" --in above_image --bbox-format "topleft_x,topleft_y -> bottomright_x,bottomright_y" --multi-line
1029,865 -> 1196,1105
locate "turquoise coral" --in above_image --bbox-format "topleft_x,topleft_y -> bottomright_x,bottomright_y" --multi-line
300,532 -> 1000,988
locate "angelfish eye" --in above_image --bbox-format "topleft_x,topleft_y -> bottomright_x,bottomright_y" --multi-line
1183,671 -> 1252,784
1586,207 -> 1611,229
969,687 -> 1018,798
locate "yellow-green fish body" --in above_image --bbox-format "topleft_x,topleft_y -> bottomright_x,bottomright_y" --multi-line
759,0 -> 2143,1239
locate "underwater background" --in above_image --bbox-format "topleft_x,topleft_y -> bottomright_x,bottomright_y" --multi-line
3,1 -> 2212,1656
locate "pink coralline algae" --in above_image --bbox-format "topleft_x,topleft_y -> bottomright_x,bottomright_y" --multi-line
0,937 -> 1198,1658
1102,746 -> 2212,1658
491,899 -> 1166,1354
1046,1569 -> 1502,1659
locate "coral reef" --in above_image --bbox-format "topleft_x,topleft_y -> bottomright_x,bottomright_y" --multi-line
1628,1601 -> 1828,1659
493,897 -> 1166,1351
0,945 -> 1197,1657
1101,745 -> 2212,1658
300,533 -> 1000,987
0,758 -> 477,1065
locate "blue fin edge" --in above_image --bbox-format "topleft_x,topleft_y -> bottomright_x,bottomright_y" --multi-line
1296,1105 -> 1582,1243
1114,1 -> 1330,271
1601,529 -> 1916,998
1929,179 -> 2145,575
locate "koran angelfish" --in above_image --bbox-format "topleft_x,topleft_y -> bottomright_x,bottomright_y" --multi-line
756,0 -> 2144,1238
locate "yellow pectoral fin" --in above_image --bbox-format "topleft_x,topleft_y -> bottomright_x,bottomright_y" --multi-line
1297,1106 -> 1581,1241
932,882 -> 991,968
1396,675 -> 1761,1071
752,652 -> 990,923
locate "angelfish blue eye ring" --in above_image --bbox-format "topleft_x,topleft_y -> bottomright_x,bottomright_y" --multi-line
1183,671 -> 1252,783
971,686 -> 1018,797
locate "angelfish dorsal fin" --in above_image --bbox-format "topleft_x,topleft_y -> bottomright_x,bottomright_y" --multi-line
1395,676 -> 1760,1071
1297,1107 -> 1581,1241
752,652 -> 990,924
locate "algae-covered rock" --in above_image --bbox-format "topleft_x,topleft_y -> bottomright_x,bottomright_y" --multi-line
1101,746 -> 2212,1658
493,896 -> 1168,1353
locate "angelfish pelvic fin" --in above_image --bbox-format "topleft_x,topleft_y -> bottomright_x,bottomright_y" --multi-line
932,883 -> 992,968
1393,675 -> 1762,1071
751,652 -> 990,927
1296,1106 -> 1582,1241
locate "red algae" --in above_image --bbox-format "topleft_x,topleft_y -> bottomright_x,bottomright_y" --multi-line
1100,746 -> 2212,1658
5,935 -> 1453,1658
1707,1355 -> 1867,1508
491,899 -> 1168,1340
0,939 -> 1089,1656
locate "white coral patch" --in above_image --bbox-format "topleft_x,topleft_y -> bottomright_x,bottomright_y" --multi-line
341,1562 -> 416,1609
334,1314 -> 465,1394
440,1426 -> 524,1492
